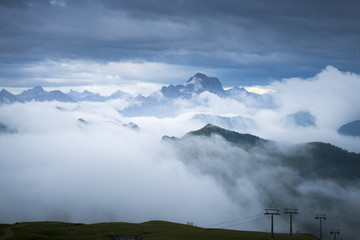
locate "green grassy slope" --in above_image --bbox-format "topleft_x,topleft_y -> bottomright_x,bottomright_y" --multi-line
3,221 -> 316,240
0,224 -> 9,238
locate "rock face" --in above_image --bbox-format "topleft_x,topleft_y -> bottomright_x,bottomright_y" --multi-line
161,73 -> 224,98
338,120 -> 360,137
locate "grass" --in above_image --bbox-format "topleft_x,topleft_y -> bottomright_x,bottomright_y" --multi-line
0,224 -> 11,238
2,220 -> 317,240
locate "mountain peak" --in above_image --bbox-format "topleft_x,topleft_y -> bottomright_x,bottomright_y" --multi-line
17,86 -> 47,101
109,90 -> 132,100
69,89 -> 78,94
186,73 -> 224,95
186,73 -> 214,83
192,72 -> 207,79
83,90 -> 94,94
32,86 -> 45,92
160,73 -> 225,98
0,89 -> 21,103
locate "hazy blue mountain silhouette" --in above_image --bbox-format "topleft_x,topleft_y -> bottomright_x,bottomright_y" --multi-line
338,120 -> 360,137
161,73 -> 224,98
285,111 -> 316,127
17,86 -> 75,102
0,89 -> 21,104
192,113 -> 256,131
68,89 -> 107,102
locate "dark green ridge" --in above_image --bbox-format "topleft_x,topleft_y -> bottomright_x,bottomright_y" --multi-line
185,123 -> 269,147
164,124 -> 360,181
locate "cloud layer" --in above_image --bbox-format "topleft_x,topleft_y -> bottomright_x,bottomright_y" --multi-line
1,0 -> 359,87
0,67 -> 359,239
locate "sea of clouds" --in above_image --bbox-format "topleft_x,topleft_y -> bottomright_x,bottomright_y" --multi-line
0,66 -> 360,238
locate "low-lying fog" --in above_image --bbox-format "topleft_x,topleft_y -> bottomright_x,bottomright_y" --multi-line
1,66 -> 359,238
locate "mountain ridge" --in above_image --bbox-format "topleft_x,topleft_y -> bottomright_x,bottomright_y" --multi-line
163,124 -> 360,180
0,87 -> 133,104
0,73 -> 260,105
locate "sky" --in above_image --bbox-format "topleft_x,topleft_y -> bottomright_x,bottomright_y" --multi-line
1,0 -> 360,92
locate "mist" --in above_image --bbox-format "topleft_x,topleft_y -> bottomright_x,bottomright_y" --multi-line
0,102 -> 235,225
165,133 -> 360,237
0,66 -> 360,239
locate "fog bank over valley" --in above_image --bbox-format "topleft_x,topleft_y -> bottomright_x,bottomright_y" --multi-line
1,66 -> 360,238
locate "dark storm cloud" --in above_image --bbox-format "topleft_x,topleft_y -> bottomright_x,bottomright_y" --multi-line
0,0 -> 359,86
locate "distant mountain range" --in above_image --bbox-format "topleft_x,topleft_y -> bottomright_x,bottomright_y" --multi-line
1,74 -> 356,132
0,86 -> 133,104
0,73 -> 259,104
17,86 -> 75,103
161,72 -> 261,99
192,113 -> 256,131
120,73 -> 270,117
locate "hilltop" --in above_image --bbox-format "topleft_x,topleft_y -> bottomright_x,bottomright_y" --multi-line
0,220 -> 316,240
